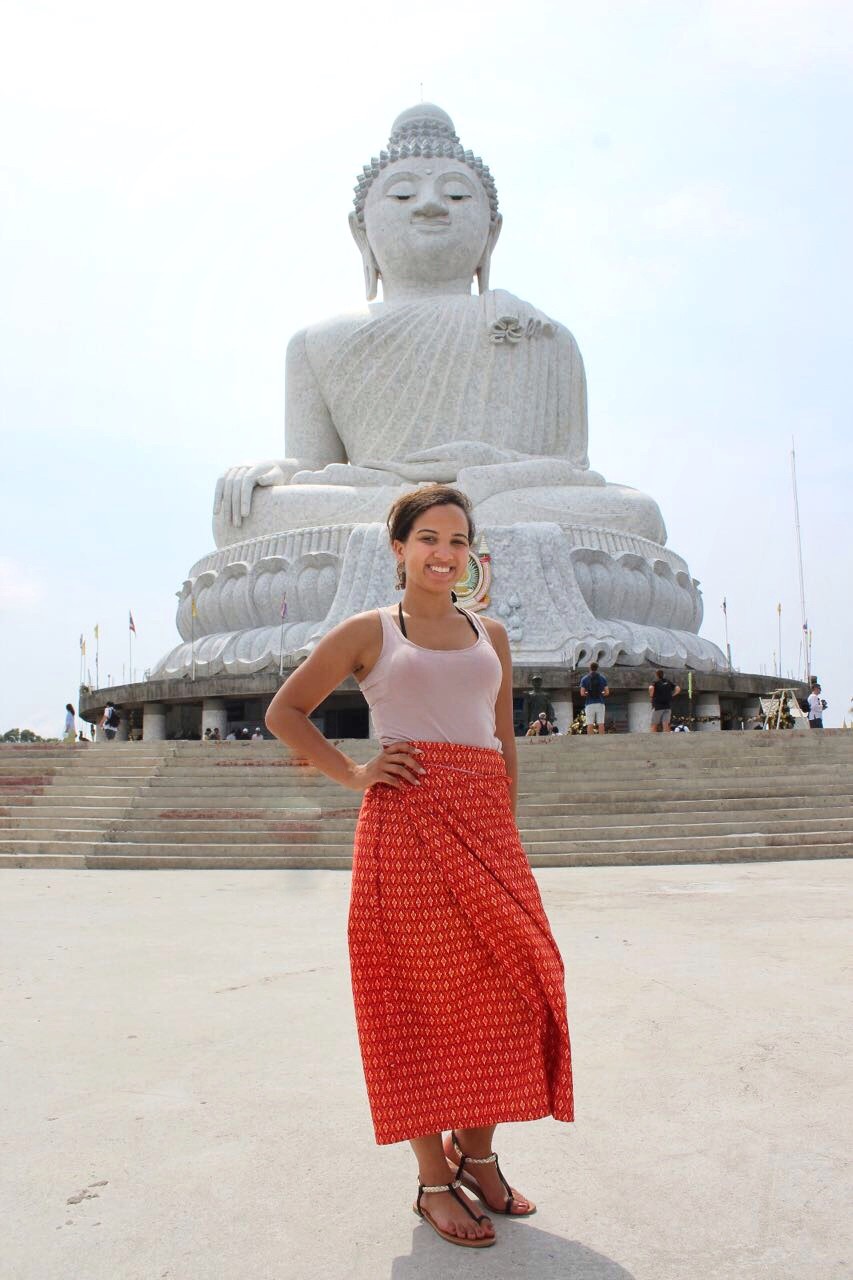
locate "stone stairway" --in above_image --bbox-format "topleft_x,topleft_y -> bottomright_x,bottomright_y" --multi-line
1,732 -> 852,869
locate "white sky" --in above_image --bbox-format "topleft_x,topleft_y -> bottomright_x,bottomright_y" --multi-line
2,0 -> 851,735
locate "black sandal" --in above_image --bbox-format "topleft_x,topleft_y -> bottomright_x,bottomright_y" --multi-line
446,1130 -> 537,1217
413,1177 -> 496,1248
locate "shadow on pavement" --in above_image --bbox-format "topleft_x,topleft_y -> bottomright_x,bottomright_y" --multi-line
391,1220 -> 637,1278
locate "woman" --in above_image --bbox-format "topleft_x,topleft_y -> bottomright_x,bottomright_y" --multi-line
265,485 -> 573,1250
63,703 -> 76,743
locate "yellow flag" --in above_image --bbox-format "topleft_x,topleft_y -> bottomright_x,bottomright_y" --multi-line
94,623 -> 99,640
776,602 -> 781,615
191,598 -> 198,617
81,639 -> 86,656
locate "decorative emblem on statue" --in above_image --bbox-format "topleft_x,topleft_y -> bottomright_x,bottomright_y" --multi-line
454,535 -> 491,612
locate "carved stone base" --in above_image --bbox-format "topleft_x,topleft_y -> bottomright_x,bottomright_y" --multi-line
152,520 -> 725,678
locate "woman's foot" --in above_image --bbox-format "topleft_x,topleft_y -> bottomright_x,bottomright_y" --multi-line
443,1130 -> 537,1216
416,1184 -> 495,1243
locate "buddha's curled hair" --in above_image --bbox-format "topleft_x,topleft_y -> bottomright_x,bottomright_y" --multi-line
353,104 -> 499,227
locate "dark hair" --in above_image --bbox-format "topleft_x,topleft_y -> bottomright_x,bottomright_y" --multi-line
386,484 -> 475,545
589,662 -> 599,672
66,703 -> 75,714
655,670 -> 664,680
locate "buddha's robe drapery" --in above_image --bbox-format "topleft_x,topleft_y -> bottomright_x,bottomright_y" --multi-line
309,290 -> 590,474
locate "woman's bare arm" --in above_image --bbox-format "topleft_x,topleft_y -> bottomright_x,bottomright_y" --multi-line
483,618 -> 519,816
265,613 -> 423,792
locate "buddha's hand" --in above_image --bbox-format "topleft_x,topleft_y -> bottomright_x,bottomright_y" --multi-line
213,460 -> 300,528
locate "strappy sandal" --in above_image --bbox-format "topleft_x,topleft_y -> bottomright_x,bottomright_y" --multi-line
413,1178 -> 496,1248
446,1130 -> 537,1217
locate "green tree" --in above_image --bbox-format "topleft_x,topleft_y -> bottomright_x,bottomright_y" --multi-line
1,728 -> 47,743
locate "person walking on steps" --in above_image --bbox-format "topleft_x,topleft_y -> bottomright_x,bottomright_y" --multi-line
807,684 -> 826,729
649,670 -> 682,733
63,703 -> 76,744
100,701 -> 120,741
265,484 -> 573,1251
579,662 -> 609,734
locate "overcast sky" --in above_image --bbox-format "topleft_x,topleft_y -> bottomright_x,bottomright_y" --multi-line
2,0 -> 851,734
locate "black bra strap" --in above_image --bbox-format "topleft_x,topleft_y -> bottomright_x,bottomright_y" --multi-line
397,602 -> 478,641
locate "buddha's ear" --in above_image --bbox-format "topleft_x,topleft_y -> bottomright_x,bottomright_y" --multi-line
349,212 -> 380,301
476,214 -> 503,294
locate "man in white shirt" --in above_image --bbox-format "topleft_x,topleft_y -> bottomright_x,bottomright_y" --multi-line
807,685 -> 825,729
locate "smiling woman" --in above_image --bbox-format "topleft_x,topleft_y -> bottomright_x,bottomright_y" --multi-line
264,483 -> 573,1250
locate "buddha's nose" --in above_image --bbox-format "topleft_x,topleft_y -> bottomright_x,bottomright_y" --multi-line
412,190 -> 448,218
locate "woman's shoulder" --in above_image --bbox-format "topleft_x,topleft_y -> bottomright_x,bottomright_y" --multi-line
329,608 -> 386,642
478,614 -> 509,648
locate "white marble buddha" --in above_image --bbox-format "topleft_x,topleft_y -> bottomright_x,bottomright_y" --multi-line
212,104 -> 666,549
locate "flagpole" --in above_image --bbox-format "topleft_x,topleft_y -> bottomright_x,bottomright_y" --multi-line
95,626 -> 100,689
790,439 -> 810,682
191,597 -> 196,682
777,603 -> 782,679
722,598 -> 731,670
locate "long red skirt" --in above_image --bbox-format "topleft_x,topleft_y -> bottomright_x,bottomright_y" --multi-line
348,741 -> 574,1145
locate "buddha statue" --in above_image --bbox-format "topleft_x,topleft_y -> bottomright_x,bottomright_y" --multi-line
212,103 -> 665,548
154,104 -> 725,680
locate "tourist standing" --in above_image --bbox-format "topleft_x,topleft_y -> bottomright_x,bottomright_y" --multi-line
265,485 -> 573,1250
649,670 -> 682,733
807,684 -> 825,729
63,703 -> 76,743
527,711 -> 558,736
100,701 -> 120,741
579,662 -> 609,734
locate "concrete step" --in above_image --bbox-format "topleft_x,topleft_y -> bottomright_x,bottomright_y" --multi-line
4,827 -> 849,861
63,814 -> 853,845
2,843 -> 849,871
122,781 -> 853,807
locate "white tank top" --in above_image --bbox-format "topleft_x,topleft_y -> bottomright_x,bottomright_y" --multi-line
359,607 -> 503,751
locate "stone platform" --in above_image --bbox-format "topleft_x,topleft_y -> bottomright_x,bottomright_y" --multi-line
77,666 -> 807,741
2,860 -> 850,1278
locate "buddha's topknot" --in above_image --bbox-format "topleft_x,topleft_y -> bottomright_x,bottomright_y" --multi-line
353,103 -> 499,226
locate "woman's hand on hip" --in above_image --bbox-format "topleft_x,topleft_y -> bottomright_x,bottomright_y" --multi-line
347,742 -> 425,791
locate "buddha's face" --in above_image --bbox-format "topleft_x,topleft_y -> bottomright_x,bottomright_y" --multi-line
363,156 -> 492,289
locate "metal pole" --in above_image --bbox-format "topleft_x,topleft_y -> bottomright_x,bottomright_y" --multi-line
191,599 -> 196,682
791,439 -> 810,682
777,604 -> 782,679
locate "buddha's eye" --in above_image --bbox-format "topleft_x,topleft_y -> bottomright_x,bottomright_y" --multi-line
442,185 -> 472,202
393,194 -> 413,201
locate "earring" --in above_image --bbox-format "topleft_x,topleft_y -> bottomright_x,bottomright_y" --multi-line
395,563 -> 406,590
450,590 -> 458,603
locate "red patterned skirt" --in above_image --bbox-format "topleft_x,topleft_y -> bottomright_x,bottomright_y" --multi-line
348,741 -> 573,1145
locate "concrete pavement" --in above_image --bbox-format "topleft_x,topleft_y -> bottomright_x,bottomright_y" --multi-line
2,862 -> 851,1280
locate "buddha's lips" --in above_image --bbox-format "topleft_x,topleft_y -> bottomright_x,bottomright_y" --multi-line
411,219 -> 451,230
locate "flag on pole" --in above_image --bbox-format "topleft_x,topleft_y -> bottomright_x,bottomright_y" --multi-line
81,638 -> 86,657
280,594 -> 288,621
129,611 -> 136,634
191,598 -> 198,617
94,624 -> 99,640
688,671 -> 694,699
722,597 -> 727,614
777,602 -> 782,615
